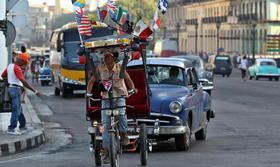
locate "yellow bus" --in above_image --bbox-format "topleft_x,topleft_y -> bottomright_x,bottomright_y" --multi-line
49,22 -> 113,97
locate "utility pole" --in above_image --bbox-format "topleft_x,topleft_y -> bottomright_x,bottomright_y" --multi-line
0,0 -> 8,74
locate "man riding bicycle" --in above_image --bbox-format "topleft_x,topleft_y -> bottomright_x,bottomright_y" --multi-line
86,49 -> 137,164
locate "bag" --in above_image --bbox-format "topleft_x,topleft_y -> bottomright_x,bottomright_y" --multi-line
0,80 -> 10,103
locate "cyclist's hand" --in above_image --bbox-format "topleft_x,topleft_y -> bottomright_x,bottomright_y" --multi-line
85,93 -> 92,98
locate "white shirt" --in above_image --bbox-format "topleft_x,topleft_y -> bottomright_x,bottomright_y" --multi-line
240,59 -> 248,70
7,64 -> 23,87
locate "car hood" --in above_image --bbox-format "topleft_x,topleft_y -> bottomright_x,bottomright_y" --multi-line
149,84 -> 190,113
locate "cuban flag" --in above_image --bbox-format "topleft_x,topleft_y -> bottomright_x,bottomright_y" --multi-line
158,0 -> 168,15
152,9 -> 161,31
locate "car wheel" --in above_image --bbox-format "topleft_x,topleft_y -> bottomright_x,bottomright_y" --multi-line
175,119 -> 191,151
222,75 -> 225,77
41,81 -> 44,86
62,89 -> 68,98
256,76 -> 259,80
195,123 -> 207,140
227,74 -> 230,77
269,77 -> 273,81
55,87 -> 60,96
275,77 -> 279,81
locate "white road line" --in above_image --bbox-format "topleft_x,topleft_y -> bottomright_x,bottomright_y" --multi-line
0,154 -> 41,164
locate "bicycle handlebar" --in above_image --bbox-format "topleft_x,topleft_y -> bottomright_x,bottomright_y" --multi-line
88,89 -> 135,102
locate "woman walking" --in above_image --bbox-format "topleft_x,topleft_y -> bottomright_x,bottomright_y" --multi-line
240,56 -> 248,82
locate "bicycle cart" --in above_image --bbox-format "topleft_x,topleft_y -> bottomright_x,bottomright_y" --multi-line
79,34 -> 151,167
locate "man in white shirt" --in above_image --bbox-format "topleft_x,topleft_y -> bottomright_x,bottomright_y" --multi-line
1,54 -> 40,135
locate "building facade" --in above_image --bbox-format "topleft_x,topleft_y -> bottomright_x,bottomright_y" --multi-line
165,0 -> 280,56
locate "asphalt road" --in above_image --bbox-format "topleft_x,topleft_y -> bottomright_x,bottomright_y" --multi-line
1,69 -> 280,167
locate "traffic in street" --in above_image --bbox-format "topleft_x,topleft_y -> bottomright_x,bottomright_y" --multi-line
1,69 -> 280,167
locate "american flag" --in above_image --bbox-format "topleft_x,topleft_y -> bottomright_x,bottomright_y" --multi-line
75,14 -> 92,36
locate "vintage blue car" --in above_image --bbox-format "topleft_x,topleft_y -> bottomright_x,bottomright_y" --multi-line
127,58 -> 215,151
39,58 -> 51,86
248,59 -> 280,81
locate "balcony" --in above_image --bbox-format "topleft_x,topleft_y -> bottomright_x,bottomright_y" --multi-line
201,16 -> 228,24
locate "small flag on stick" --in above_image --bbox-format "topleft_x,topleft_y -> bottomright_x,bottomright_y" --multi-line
133,20 -> 153,41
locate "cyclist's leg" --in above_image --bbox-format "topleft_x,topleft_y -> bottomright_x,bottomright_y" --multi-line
101,100 -> 110,149
116,98 -> 127,132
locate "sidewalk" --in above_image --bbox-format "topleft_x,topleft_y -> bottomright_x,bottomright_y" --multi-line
0,95 -> 46,157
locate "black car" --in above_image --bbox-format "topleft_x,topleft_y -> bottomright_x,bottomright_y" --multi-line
213,55 -> 232,77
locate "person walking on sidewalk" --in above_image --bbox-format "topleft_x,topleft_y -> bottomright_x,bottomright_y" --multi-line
1,53 -> 40,135
240,56 -> 248,82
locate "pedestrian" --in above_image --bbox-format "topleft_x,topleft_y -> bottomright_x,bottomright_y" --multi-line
240,56 -> 248,82
1,53 -> 40,135
20,46 -> 30,103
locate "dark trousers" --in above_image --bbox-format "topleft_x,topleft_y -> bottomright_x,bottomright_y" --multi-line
241,69 -> 246,79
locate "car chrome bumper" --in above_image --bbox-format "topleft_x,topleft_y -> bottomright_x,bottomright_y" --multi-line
146,125 -> 188,135
256,73 -> 280,77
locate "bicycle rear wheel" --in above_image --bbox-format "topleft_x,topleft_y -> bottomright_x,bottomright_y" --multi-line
109,132 -> 120,167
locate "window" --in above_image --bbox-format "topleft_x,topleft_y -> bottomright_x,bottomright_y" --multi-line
147,66 -> 185,86
260,61 -> 276,66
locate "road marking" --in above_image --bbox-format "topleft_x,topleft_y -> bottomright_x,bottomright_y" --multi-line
0,155 -> 42,164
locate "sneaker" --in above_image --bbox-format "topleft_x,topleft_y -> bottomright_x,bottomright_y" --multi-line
6,129 -> 22,135
121,132 -> 130,146
19,127 -> 33,133
102,153 -> 110,164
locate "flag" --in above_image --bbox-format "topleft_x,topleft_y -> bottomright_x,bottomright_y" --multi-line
117,7 -> 127,25
158,0 -> 168,14
97,7 -> 107,22
133,20 -> 153,41
88,14 -> 97,25
73,0 -> 86,8
76,14 -> 92,36
126,13 -> 130,22
152,9 -> 161,31
73,6 -> 84,15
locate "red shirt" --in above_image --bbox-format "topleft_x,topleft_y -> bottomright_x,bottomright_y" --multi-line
1,64 -> 24,80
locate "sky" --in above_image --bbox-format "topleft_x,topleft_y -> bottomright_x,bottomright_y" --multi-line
28,0 -> 107,11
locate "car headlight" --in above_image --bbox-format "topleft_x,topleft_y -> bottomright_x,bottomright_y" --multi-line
169,101 -> 182,114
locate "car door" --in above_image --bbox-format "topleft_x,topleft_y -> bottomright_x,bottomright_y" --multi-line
190,68 -> 204,129
185,68 -> 196,130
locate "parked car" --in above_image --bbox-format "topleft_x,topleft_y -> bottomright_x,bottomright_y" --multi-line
128,58 -> 215,151
213,55 -> 233,77
248,59 -> 280,81
173,55 -> 214,95
39,58 -> 51,86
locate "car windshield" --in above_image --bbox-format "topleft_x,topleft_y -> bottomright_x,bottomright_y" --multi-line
215,56 -> 230,65
260,61 -> 276,66
147,65 -> 185,86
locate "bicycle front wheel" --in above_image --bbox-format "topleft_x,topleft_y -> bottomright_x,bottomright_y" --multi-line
109,132 -> 120,167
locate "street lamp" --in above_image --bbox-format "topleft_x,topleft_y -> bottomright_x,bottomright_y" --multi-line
252,19 -> 257,64
194,22 -> 198,55
176,23 -> 180,52
216,21 -> 221,55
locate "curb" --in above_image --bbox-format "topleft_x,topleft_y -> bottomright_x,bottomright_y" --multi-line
0,129 -> 46,157
0,95 -> 46,157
